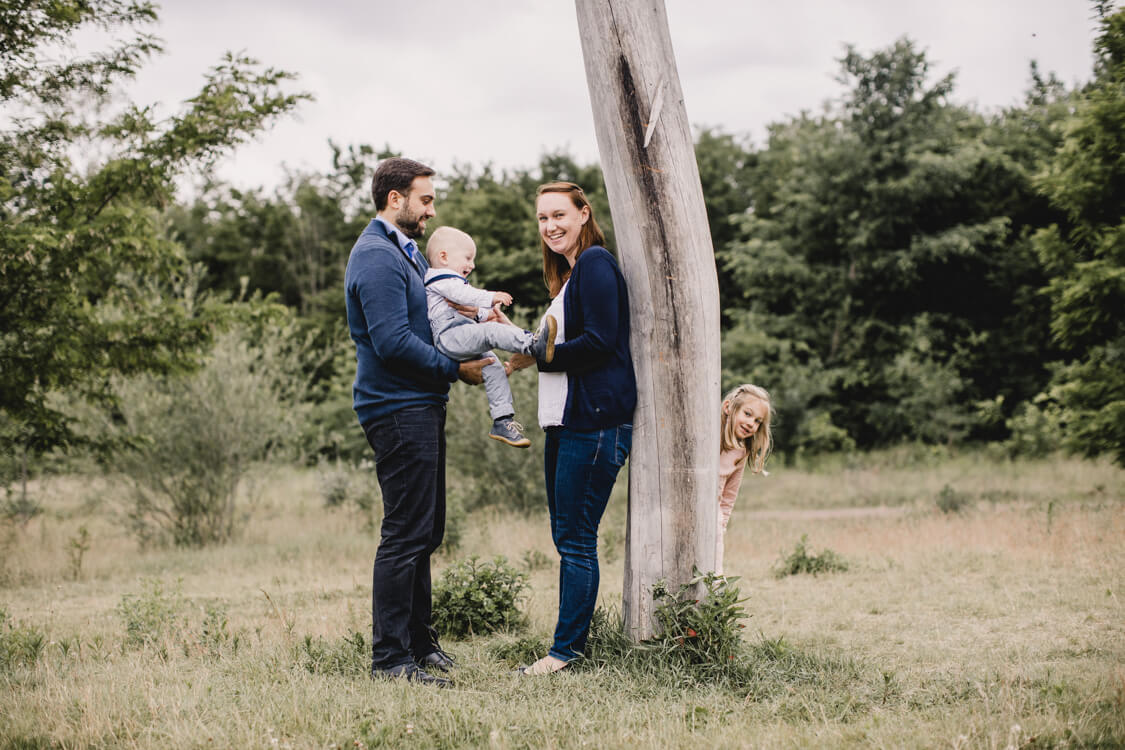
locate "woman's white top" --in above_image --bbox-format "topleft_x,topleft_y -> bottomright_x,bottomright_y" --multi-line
537,280 -> 569,428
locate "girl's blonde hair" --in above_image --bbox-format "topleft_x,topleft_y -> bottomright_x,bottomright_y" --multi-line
720,384 -> 773,474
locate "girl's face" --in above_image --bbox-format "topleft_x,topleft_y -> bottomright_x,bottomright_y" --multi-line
537,192 -> 589,264
728,397 -> 767,441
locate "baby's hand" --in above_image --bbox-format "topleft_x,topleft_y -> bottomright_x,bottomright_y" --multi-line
492,291 -> 513,307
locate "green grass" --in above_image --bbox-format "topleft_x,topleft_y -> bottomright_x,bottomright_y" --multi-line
1,453 -> 1123,748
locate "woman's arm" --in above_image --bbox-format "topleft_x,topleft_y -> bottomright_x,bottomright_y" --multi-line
539,250 -> 621,374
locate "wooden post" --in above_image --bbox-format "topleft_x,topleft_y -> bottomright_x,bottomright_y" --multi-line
575,0 -> 721,639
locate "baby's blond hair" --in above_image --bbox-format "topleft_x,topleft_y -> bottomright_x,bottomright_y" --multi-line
425,226 -> 473,266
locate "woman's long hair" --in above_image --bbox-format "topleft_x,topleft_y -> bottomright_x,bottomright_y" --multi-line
537,182 -> 606,298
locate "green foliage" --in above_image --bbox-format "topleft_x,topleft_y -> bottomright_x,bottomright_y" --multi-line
694,128 -> 756,317
317,459 -> 381,531
935,484 -> 972,514
195,602 -> 241,660
580,575 -> 865,697
774,535 -> 849,577
721,38 -> 1066,451
0,0 -> 307,465
0,607 -> 47,670
431,556 -> 529,639
580,574 -> 752,686
644,571 -> 749,670
1031,6 -> 1125,466
519,548 -> 552,572
1005,390 -> 1066,458
487,634 -> 549,668
441,489 -> 467,554
116,578 -> 186,651
66,525 -> 90,581
104,320 -> 311,547
444,366 -> 546,513
721,311 -> 853,457
1,488 -> 42,526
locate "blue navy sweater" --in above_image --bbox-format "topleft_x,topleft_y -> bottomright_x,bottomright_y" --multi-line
539,246 -> 637,431
345,219 -> 460,426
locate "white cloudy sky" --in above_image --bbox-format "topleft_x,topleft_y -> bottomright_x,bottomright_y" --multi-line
106,0 -> 1110,192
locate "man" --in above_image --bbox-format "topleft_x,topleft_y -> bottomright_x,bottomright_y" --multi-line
345,157 -> 489,686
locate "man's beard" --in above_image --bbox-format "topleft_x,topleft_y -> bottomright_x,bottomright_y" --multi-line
395,204 -> 425,239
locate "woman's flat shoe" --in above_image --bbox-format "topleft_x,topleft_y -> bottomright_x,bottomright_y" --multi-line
517,655 -> 569,675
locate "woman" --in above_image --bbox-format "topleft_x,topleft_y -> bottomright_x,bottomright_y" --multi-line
510,182 -> 636,675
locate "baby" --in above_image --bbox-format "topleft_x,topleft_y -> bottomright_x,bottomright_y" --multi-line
424,226 -> 555,447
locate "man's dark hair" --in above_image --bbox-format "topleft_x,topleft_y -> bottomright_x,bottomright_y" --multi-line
371,157 -> 435,210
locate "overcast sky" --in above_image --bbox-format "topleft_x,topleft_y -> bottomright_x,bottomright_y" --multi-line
109,1 -> 1110,193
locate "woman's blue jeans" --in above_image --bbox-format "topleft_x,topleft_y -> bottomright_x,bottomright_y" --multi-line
543,424 -> 632,661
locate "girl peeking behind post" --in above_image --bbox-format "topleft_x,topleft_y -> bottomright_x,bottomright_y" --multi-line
717,384 -> 773,575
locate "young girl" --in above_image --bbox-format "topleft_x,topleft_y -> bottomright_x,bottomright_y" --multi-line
717,384 -> 773,575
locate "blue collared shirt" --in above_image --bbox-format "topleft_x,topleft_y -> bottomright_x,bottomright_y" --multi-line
374,216 -> 421,268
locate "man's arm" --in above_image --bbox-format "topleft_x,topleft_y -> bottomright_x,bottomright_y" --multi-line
354,253 -> 459,382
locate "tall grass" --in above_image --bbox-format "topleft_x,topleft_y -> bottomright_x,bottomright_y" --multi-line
1,452 -> 1122,748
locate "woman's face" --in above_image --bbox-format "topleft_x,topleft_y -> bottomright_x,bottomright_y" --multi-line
537,192 -> 590,264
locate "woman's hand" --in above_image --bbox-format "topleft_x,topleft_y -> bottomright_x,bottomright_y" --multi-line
485,305 -> 513,325
506,352 -> 536,376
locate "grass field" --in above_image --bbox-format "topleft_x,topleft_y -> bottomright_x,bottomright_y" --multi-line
2,452 -> 1123,749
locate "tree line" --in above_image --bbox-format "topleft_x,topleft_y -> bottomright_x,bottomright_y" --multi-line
3,1 -> 1123,504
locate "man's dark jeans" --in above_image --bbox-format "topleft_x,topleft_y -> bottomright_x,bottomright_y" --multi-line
363,404 -> 446,671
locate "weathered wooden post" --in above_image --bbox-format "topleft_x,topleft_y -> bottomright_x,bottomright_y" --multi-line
574,0 -> 721,638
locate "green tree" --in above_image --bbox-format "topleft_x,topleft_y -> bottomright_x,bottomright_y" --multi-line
1033,3 -> 1125,465
693,127 -> 756,318
0,0 -> 308,465
722,38 -> 1066,451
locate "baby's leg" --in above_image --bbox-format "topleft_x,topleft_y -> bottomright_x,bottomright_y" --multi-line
481,355 -> 514,420
439,321 -> 533,357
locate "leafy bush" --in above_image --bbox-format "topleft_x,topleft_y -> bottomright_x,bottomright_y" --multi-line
936,484 -> 972,514
117,579 -> 186,651
193,602 -> 242,660
642,572 -> 749,668
0,608 -> 46,670
580,577 -> 865,696
109,323 -> 311,547
774,535 -> 849,577
581,573 -> 754,686
1005,391 -> 1065,458
432,556 -> 528,639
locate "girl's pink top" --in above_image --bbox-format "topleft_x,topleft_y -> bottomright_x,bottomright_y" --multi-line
718,445 -> 749,510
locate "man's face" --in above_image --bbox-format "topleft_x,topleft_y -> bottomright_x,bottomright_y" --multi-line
392,176 -> 436,240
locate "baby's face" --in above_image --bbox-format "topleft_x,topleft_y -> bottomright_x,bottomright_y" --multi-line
441,240 -> 477,277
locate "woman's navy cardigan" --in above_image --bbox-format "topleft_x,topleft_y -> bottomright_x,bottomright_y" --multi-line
538,245 -> 637,431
